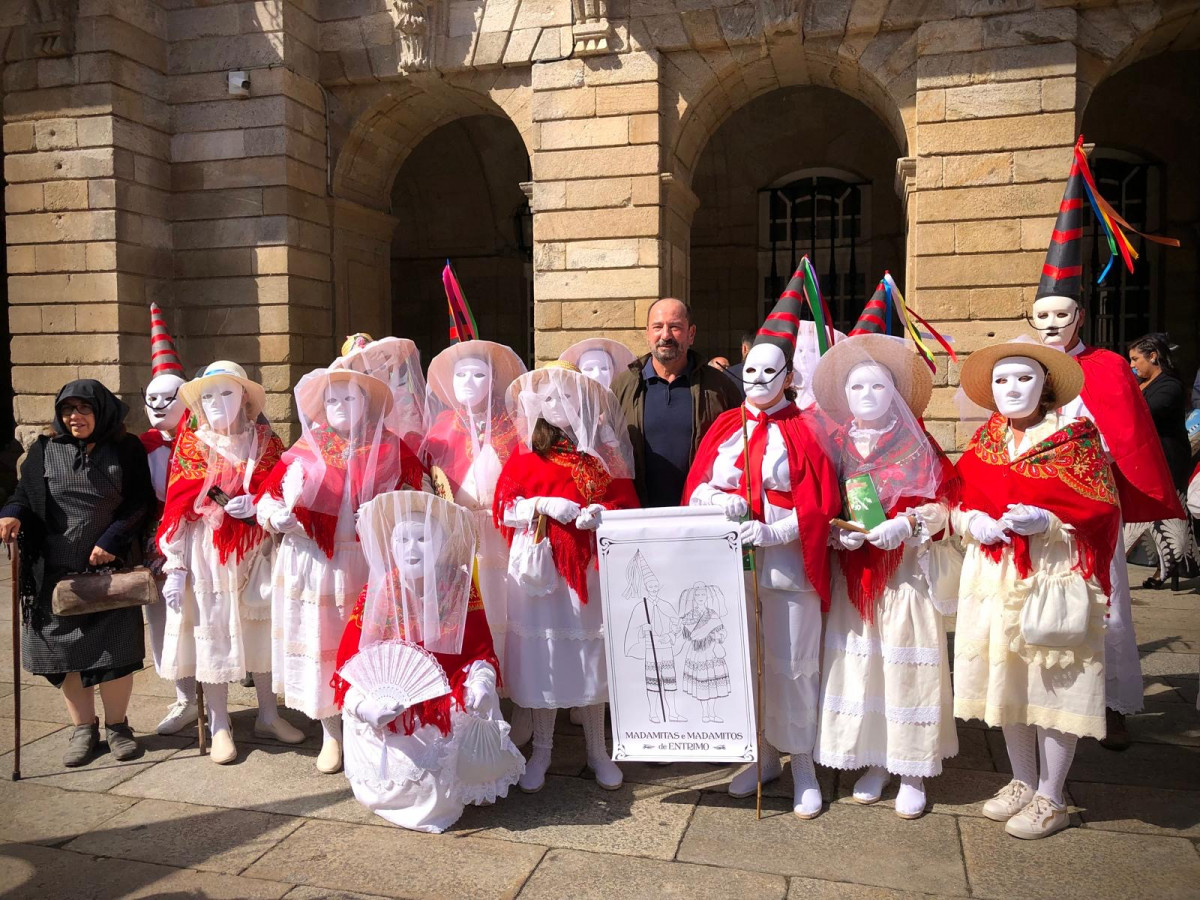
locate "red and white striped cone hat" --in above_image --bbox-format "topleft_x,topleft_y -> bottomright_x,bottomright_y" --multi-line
149,302 -> 184,378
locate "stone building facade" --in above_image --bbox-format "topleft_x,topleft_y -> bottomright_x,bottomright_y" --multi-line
1,0 -> 1198,449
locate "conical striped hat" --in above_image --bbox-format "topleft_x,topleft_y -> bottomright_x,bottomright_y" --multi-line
149,303 -> 184,377
1035,148 -> 1084,303
850,279 -> 889,336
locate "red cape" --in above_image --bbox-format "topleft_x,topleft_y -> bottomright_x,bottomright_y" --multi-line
1075,345 -> 1183,523
682,404 -> 841,612
140,429 -> 171,455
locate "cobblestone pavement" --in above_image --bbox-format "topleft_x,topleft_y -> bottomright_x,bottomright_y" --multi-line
0,564 -> 1196,899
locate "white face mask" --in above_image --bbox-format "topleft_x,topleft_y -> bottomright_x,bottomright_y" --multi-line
536,381 -> 575,431
324,383 -> 367,435
145,373 -> 185,434
392,520 -> 427,584
742,343 -> 789,409
991,357 -> 1046,419
845,362 -> 897,424
199,376 -> 245,434
1030,296 -> 1081,349
577,349 -> 615,389
452,357 -> 492,410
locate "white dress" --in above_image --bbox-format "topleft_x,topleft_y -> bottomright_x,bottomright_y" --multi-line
816,429 -> 957,777
259,461 -> 367,721
454,445 -> 511,673
689,399 -> 823,754
951,416 -> 1108,740
500,500 -> 608,710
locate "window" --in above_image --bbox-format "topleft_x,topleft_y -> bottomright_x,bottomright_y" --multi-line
758,170 -> 870,333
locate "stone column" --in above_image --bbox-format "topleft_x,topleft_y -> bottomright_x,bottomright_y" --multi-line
330,198 -> 399,342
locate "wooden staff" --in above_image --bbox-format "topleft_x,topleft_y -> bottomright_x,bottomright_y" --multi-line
739,405 -> 765,820
9,541 -> 21,781
195,683 -> 207,756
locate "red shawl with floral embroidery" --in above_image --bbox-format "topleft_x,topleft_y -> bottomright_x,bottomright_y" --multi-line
421,406 -> 519,489
836,424 -> 960,623
331,580 -> 498,737
956,413 -> 1120,595
493,443 -> 640,604
256,427 -> 424,559
157,419 -> 284,564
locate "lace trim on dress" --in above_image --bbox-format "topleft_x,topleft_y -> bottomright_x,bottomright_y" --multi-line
814,748 -> 947,778
823,693 -> 942,726
824,631 -> 942,667
505,622 -> 605,641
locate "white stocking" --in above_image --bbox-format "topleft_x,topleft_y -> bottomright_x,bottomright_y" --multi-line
321,715 -> 342,743
518,708 -> 557,791
1036,727 -> 1077,806
580,703 -> 623,788
1002,722 -> 1038,789
253,673 -> 279,724
205,682 -> 230,735
176,676 -> 197,705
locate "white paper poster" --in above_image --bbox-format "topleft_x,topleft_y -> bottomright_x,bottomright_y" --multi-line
597,507 -> 757,763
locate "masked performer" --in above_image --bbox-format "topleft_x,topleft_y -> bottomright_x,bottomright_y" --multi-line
684,277 -> 841,819
257,369 -> 425,774
158,361 -> 303,764
812,308 -> 960,820
334,491 -> 520,832
953,339 -> 1119,839
792,320 -> 847,411
560,337 -> 636,391
331,334 -> 427,454
139,304 -> 199,736
1027,138 -> 1182,747
493,363 -> 640,792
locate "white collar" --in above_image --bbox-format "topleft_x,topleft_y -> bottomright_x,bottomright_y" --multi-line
745,396 -> 791,417
1067,340 -> 1087,358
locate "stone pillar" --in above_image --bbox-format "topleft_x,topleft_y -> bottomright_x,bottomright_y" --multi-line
330,198 -> 399,342
4,0 -> 170,444
528,52 -> 663,363
909,11 -> 1080,450
660,172 -> 700,302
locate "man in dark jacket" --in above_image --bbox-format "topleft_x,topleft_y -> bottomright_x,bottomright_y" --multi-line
612,298 -> 743,507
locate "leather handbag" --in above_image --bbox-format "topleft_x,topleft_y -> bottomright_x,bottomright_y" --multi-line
51,565 -> 158,616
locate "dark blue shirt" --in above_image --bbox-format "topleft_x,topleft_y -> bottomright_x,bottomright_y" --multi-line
641,356 -> 693,508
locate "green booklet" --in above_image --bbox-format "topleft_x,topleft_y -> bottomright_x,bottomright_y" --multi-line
843,473 -> 886,531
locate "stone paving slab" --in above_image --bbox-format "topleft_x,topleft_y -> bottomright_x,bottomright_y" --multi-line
110,739 -> 376,824
456,774 -> 699,860
786,877 -> 963,899
64,798 -> 307,875
620,754 -> 838,801
0,714 -> 65,751
957,816 -> 1200,900
283,887 -> 392,900
1124,699 -> 1200,746
0,780 -> 137,846
1140,650 -> 1200,676
0,727 -> 191,793
1069,780 -> 1200,838
676,793 -> 968,895
0,840 -> 293,899
517,847 -> 789,899
242,818 -> 547,899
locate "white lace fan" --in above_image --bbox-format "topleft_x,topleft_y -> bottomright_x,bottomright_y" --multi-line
339,640 -> 451,710
446,710 -> 525,806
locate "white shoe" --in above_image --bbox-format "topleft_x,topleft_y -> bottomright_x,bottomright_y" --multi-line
1004,794 -> 1069,840
729,746 -> 782,798
791,754 -> 823,819
316,736 -> 343,774
852,766 -> 890,805
210,728 -> 237,765
982,779 -> 1035,822
589,755 -> 623,790
156,700 -> 198,736
519,746 -> 552,793
253,716 -> 306,745
895,776 -> 926,819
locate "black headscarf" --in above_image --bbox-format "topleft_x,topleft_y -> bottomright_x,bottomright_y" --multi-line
52,379 -> 129,467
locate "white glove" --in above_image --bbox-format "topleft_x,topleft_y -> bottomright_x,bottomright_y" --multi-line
353,695 -> 405,730
716,493 -> 749,521
1001,504 -> 1051,537
967,513 -> 1011,547
222,494 -> 256,520
574,503 -> 604,532
836,528 -> 867,551
865,516 -> 914,551
463,663 -> 499,717
162,569 -> 187,612
269,509 -> 304,535
535,496 -> 583,524
738,519 -> 793,548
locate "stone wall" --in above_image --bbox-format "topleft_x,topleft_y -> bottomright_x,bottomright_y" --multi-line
3,0 -> 1199,447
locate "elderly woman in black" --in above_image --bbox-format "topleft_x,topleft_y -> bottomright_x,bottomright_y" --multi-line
0,381 -> 153,766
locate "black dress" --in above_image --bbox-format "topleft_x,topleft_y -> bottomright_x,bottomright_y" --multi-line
1142,374 -> 1190,490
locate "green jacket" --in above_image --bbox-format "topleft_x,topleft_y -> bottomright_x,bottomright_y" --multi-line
611,351 -> 743,506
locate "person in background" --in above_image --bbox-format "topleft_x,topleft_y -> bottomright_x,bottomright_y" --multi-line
0,380 -> 153,767
1125,333 -> 1196,588
709,357 -> 731,372
726,330 -> 756,394
611,299 -> 742,508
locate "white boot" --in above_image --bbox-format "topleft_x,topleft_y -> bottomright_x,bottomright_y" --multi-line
204,683 -> 237,765
518,708 -> 556,793
852,766 -> 890,804
729,741 -> 782,798
580,703 -> 622,790
895,775 -> 926,819
317,716 -> 343,774
251,673 -> 305,744
791,753 -> 823,819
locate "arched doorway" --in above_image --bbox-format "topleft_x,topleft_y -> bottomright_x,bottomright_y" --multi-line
1081,50 -> 1200,378
390,115 -> 533,366
688,85 -> 906,361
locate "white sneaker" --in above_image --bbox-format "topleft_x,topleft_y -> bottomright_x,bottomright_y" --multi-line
982,779 -> 1035,822
1004,795 -> 1069,840
729,746 -> 782,798
156,700 -> 198,735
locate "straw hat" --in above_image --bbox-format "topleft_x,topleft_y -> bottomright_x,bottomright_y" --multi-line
505,361 -> 594,418
559,338 -> 636,372
179,360 -> 268,422
959,337 -> 1083,412
295,369 -> 394,425
426,340 -> 527,407
333,336 -> 420,374
357,490 -> 477,558
812,333 -> 933,420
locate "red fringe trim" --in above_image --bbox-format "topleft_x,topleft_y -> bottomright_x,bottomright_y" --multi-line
839,545 -> 904,624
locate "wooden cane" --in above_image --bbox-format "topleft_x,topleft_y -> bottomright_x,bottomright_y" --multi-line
195,682 -> 207,756
9,542 -> 21,781
739,406 -> 765,820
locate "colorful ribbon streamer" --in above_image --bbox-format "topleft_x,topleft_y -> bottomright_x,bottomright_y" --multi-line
882,272 -> 940,373
798,255 -> 836,355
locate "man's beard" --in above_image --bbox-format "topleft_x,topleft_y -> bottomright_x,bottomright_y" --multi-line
652,340 -> 682,363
